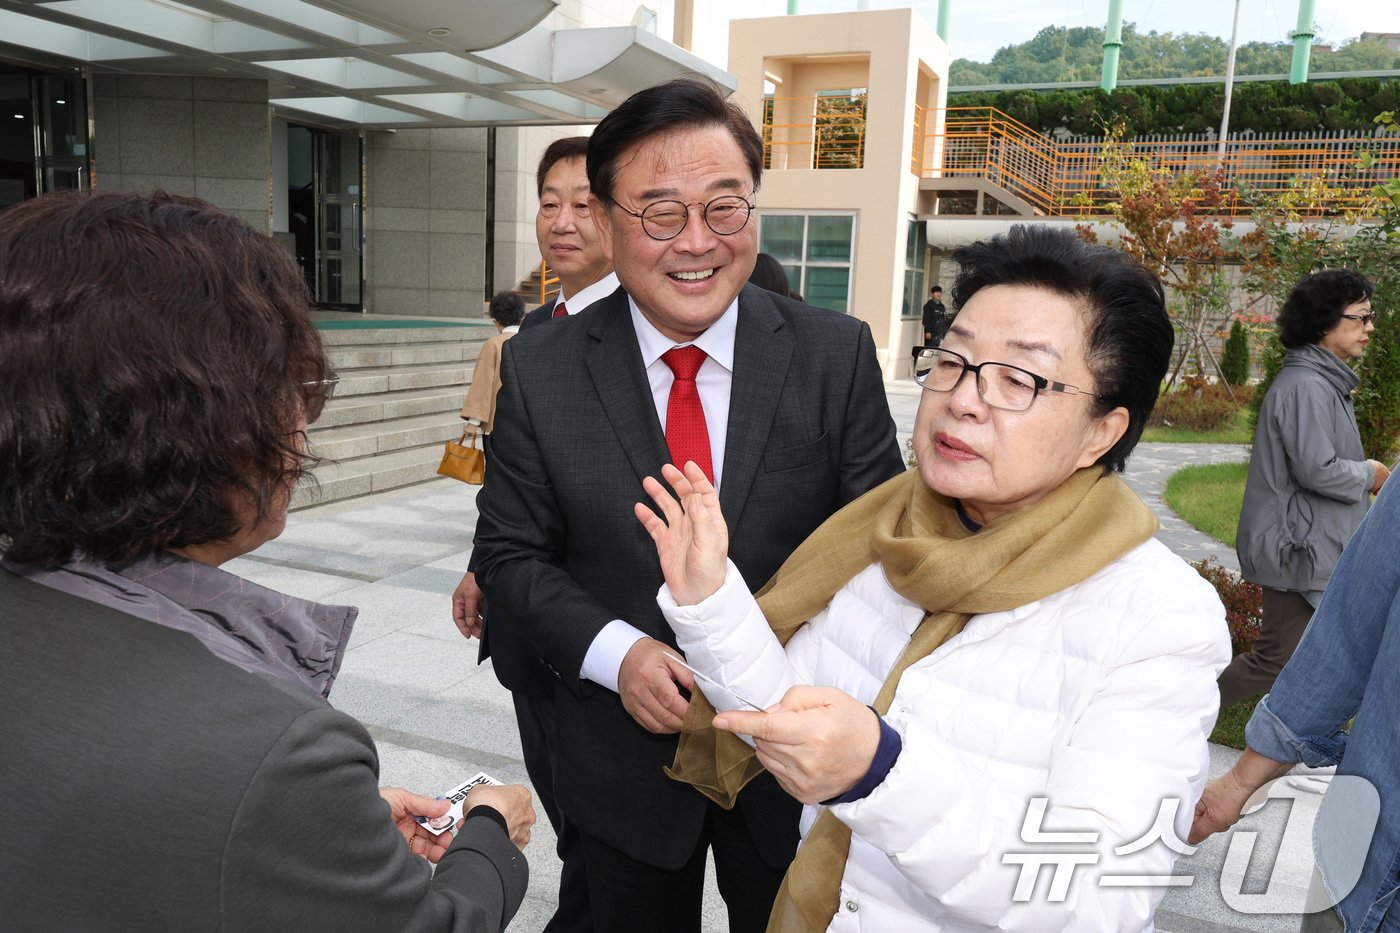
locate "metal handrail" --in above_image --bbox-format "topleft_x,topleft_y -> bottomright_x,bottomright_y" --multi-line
764,99 -> 1400,218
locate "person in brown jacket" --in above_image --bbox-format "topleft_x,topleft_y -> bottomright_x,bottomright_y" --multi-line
460,291 -> 527,436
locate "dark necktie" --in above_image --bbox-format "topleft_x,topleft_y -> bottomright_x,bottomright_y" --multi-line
661,346 -> 714,483
552,300 -> 568,319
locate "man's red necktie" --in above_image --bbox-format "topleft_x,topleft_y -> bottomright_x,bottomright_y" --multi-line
551,300 -> 568,319
661,346 -> 713,482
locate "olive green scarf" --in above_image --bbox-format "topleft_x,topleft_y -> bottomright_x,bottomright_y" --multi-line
664,466 -> 1157,932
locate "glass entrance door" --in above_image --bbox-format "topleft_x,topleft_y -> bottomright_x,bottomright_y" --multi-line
0,65 -> 87,208
313,131 -> 362,308
34,73 -> 87,194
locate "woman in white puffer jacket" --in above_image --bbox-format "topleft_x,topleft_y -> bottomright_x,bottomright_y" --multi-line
636,226 -> 1232,932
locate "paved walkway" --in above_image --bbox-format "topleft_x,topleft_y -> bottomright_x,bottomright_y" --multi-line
230,382 -> 1314,933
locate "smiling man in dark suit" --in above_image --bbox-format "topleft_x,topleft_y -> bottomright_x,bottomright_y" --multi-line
472,77 -> 903,933
452,135 -> 618,933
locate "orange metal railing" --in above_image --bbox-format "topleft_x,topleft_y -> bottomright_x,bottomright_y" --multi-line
914,107 -> 1400,218
537,260 -> 559,305
763,93 -> 868,171
764,101 -> 1400,218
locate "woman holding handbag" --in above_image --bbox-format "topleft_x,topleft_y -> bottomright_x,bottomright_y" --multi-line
441,291 -> 526,484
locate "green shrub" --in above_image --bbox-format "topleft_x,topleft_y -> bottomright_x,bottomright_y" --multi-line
1222,320 -> 1250,386
1190,557 -> 1264,750
1149,375 -> 1253,432
1189,556 -> 1262,656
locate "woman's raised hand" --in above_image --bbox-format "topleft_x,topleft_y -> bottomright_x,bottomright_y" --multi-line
635,461 -> 730,606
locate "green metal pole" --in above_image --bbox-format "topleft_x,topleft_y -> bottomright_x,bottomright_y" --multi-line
787,0 -> 798,13
1100,0 -> 1124,93
937,0 -> 950,43
1290,0 -> 1316,84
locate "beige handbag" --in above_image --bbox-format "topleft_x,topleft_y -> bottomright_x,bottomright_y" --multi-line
437,430 -> 486,485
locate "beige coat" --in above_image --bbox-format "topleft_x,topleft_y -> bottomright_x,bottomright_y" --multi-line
459,329 -> 516,432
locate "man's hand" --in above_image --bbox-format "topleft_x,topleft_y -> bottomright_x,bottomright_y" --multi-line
452,570 -> 485,640
635,461 -> 730,606
713,685 -> 880,804
1188,748 -> 1294,844
379,786 -> 456,863
462,422 -> 481,438
466,784 -> 536,850
618,637 -> 695,733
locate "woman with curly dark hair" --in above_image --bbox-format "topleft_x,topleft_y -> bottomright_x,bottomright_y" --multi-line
0,191 -> 532,932
1226,269 -> 1391,708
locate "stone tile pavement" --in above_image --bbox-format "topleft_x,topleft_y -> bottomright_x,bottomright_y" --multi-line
231,381 -> 1322,933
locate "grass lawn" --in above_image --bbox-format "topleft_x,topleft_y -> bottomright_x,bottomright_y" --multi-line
1210,694 -> 1263,749
1141,407 -> 1253,444
1163,461 -> 1249,549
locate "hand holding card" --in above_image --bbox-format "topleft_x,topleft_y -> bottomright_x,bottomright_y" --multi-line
414,771 -> 502,835
380,786 -> 457,863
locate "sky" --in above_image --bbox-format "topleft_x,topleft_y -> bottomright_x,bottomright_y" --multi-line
689,0 -> 1400,71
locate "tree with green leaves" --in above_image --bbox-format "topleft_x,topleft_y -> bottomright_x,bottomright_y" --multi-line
950,25 -> 1400,87
1075,125 -> 1237,393
1222,320 -> 1250,385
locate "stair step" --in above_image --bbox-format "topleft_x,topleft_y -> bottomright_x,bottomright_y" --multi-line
315,385 -> 465,429
327,341 -> 483,371
294,445 -> 451,510
336,361 -> 469,397
317,324 -> 493,347
308,412 -> 464,461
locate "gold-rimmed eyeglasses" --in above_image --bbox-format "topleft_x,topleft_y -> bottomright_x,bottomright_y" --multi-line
611,194 -> 754,241
1341,312 -> 1375,326
911,346 -> 1104,412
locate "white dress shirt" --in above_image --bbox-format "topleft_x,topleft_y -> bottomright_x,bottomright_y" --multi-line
579,295 -> 739,693
555,271 -> 620,315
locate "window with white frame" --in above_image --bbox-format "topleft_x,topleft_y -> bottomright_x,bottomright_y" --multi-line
901,218 -> 928,319
757,212 -> 856,312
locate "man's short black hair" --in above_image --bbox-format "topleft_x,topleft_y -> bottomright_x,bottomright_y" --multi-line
536,136 -> 590,198
950,225 -> 1173,473
586,76 -> 762,206
930,285 -> 943,294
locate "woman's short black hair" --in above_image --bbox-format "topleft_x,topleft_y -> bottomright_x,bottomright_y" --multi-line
0,190 -> 331,566
488,291 -> 526,328
748,253 -> 793,299
1277,269 -> 1374,349
950,225 -> 1173,473
586,76 -> 763,206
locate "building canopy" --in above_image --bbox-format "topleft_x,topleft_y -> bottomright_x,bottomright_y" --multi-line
0,0 -> 732,127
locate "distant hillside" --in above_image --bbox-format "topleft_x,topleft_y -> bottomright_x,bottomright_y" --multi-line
950,23 -> 1400,87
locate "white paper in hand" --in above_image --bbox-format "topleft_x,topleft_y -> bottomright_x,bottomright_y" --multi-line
414,771 -> 502,835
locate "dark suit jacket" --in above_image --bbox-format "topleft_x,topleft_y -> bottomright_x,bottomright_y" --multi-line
519,296 -> 557,331
477,293 -> 559,696
0,569 -> 528,933
473,283 -> 904,868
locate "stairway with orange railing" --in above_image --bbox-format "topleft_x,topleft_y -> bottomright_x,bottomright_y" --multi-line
764,99 -> 1400,219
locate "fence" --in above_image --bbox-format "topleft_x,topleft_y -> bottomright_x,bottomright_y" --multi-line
762,100 -> 1400,218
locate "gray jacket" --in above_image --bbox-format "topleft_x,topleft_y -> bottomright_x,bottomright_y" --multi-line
1236,342 -> 1374,595
0,568 -> 528,933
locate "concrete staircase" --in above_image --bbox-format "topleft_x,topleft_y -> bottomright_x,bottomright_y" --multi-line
294,323 -> 494,509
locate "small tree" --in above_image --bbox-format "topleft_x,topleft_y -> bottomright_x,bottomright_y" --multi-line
1221,319 -> 1250,385
1076,123 -> 1237,394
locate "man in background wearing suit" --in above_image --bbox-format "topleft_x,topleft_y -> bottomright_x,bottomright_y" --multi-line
451,136 -> 618,933
472,78 -> 904,933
